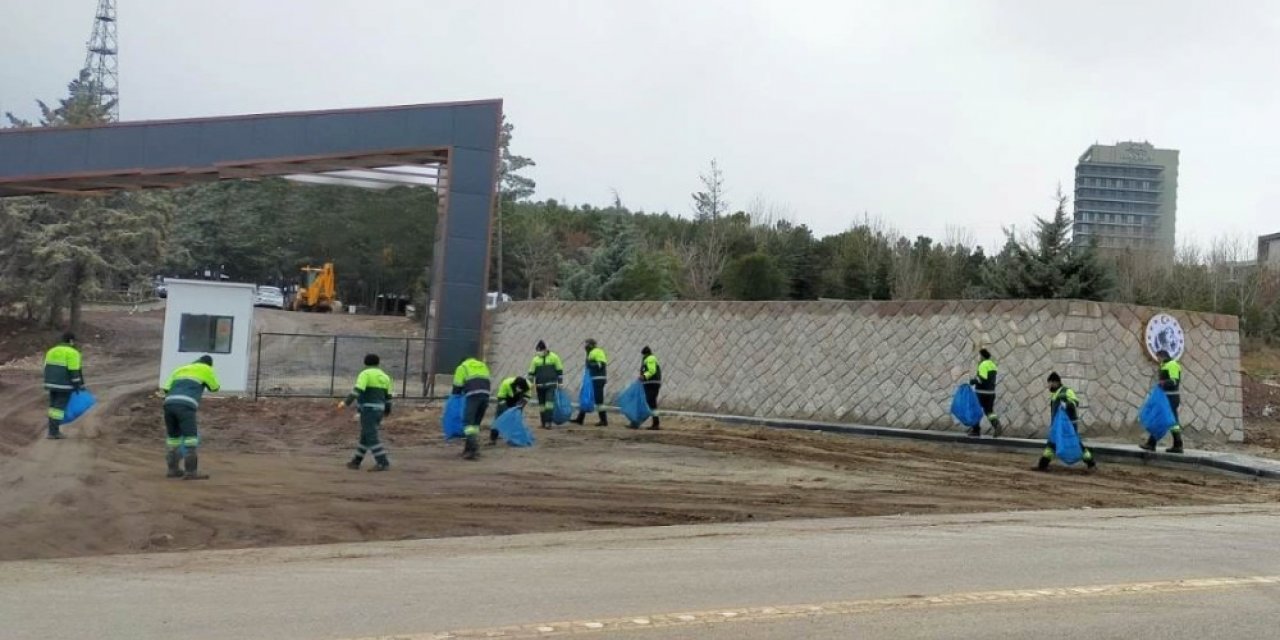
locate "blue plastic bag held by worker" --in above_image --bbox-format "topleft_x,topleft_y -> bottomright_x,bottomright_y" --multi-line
494,407 -> 535,447
552,387 -> 573,425
950,384 -> 984,428
578,369 -> 596,413
618,381 -> 652,426
442,394 -> 466,440
1139,385 -> 1177,441
1049,406 -> 1084,465
63,389 -> 97,424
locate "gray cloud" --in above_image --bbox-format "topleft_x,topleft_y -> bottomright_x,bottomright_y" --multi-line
2,0 -> 1277,249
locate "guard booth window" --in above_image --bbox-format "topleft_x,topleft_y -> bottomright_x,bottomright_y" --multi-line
179,314 -> 234,354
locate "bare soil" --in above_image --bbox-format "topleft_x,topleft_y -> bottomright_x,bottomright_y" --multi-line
1,310 -> 1279,562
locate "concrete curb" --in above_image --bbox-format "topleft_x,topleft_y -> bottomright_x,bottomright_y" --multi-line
661,409 -> 1280,481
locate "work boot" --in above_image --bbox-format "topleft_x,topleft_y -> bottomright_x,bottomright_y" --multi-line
1166,432 -> 1185,454
570,411 -> 586,426
595,411 -> 609,427
647,415 -> 661,431
540,415 -> 552,430
1086,458 -> 1098,470
991,419 -> 1003,439
182,452 -> 209,480
370,458 -> 390,472
462,435 -> 479,460
346,459 -> 362,470
166,449 -> 185,478
1138,437 -> 1158,452
966,427 -> 981,438
1036,456 -> 1051,471
489,429 -> 500,446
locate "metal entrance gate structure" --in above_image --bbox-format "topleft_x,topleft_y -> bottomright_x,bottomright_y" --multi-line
0,100 -> 502,370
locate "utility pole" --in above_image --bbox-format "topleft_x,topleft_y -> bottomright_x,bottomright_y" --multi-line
83,0 -> 120,120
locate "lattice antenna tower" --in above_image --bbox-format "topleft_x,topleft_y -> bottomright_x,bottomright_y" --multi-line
83,0 -> 119,120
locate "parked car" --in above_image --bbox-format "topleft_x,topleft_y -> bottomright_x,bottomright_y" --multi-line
254,286 -> 286,309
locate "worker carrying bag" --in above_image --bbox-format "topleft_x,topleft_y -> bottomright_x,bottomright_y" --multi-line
552,387 -> 573,425
1138,386 -> 1177,441
1049,407 -> 1085,465
950,384 -> 984,429
618,381 -> 652,426
63,389 -> 97,425
578,369 -> 596,413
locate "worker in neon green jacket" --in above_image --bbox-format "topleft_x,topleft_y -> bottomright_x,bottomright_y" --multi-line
338,354 -> 394,471
453,356 -> 491,460
161,355 -> 221,480
43,332 -> 85,439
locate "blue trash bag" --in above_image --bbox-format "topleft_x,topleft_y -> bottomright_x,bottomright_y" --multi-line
62,389 -> 97,424
495,408 -> 535,447
1139,385 -> 1177,441
552,387 -> 573,425
950,384 -> 984,428
442,394 -> 466,440
578,369 -> 596,413
1049,406 -> 1084,465
618,382 -> 652,426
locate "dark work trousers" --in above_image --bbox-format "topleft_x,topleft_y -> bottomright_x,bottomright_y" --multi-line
353,407 -> 389,465
164,403 -> 200,449
536,385 -> 555,426
464,394 -> 489,431
463,393 -> 490,455
977,393 -> 996,423
47,390 -> 71,436
643,383 -> 661,427
164,403 -> 204,476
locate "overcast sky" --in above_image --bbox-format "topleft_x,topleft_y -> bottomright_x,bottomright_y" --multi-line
3,0 -> 1277,250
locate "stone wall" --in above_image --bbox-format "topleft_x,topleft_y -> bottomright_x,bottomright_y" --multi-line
488,300 -> 1243,443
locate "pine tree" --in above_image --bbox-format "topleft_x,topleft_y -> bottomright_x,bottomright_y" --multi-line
982,189 -> 1113,300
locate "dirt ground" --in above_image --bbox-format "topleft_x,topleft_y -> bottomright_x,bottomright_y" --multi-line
2,309 -> 1279,562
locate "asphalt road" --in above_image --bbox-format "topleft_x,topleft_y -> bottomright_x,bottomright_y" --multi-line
3,504 -> 1280,639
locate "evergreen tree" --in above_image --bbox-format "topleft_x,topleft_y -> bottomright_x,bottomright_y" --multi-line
982,190 -> 1112,300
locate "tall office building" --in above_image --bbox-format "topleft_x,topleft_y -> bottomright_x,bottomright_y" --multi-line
1072,141 -> 1179,251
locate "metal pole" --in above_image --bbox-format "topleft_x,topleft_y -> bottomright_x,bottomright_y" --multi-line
328,336 -> 339,397
401,338 -> 410,399
254,332 -> 263,398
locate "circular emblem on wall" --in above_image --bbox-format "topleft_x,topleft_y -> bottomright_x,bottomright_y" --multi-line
1144,313 -> 1185,361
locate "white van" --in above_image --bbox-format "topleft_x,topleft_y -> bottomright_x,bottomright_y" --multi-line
486,292 -> 512,310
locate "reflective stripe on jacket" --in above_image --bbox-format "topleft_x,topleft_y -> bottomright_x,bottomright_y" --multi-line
44,344 -> 83,391
162,361 -> 220,408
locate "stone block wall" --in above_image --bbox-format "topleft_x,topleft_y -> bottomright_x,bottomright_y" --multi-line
487,300 -> 1243,443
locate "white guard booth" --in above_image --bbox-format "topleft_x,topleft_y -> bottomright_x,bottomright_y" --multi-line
159,279 -> 257,393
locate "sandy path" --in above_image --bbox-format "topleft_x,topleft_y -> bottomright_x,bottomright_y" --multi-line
2,310 -> 1278,563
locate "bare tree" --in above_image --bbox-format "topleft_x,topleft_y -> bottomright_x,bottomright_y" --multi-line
509,215 -> 559,299
676,234 -> 727,300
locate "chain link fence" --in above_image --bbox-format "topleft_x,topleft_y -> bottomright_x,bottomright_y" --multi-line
254,333 -> 444,399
